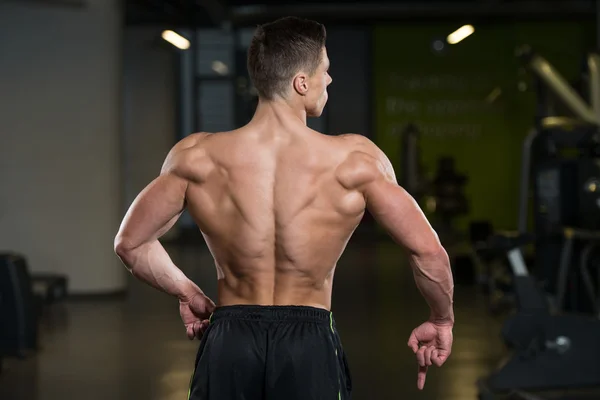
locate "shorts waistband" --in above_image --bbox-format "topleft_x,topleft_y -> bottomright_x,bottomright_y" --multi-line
210,305 -> 332,324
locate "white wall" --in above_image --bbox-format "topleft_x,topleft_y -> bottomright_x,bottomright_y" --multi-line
0,1 -> 125,293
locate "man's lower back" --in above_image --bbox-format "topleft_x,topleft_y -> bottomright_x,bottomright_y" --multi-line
188,305 -> 352,400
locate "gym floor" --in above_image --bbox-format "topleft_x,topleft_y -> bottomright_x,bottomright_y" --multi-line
0,235 -> 504,400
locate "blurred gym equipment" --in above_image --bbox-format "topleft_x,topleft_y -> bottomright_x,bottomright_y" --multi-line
430,156 -> 469,241
400,123 -> 428,203
0,253 -> 68,369
399,123 -> 470,230
0,254 -> 40,359
470,221 -> 518,313
399,123 -> 475,284
517,45 -> 600,314
477,232 -> 600,400
478,46 -> 600,399
429,156 -> 475,284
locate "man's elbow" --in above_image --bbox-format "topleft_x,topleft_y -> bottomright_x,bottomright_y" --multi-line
114,234 -> 135,262
415,237 -> 448,261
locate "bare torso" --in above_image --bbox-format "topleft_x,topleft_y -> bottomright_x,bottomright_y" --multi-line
180,120 -> 367,310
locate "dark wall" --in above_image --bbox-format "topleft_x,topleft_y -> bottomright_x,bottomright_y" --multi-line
0,0 -> 125,293
326,27 -> 371,137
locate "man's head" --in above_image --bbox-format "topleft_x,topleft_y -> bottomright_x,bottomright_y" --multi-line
247,16 -> 332,117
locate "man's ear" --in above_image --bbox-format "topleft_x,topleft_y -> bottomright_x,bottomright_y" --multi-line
293,73 -> 309,96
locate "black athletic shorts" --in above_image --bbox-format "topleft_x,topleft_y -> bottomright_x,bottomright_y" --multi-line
187,305 -> 352,400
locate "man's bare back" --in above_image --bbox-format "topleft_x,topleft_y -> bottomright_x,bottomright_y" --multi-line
174,121 -> 380,309
116,112 -> 453,393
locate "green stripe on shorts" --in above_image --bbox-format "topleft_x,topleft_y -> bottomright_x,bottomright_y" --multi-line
329,312 -> 334,333
330,312 -> 342,399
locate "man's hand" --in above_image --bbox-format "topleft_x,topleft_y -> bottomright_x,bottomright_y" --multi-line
179,287 -> 216,340
407,321 -> 453,390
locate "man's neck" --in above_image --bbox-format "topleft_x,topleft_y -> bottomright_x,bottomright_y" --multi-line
252,97 -> 307,126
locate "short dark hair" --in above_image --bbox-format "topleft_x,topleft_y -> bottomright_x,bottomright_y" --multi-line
247,17 -> 326,100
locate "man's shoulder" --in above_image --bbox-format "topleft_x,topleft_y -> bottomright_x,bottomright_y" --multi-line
175,132 -> 212,149
335,132 -> 372,145
161,132 -> 214,179
330,134 -> 390,171
333,133 -> 380,157
332,134 -> 388,190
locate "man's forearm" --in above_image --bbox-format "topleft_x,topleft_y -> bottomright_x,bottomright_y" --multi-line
410,248 -> 454,325
115,239 -> 197,301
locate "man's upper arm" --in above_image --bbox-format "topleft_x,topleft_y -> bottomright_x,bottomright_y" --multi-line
115,134 -> 206,250
340,134 -> 441,255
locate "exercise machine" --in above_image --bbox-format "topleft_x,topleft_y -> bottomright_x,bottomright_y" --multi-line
477,46 -> 600,399
477,232 -> 600,399
517,46 -> 600,314
519,121 -> 600,313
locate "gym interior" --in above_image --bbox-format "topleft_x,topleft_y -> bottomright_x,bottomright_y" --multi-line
1,1 -> 600,399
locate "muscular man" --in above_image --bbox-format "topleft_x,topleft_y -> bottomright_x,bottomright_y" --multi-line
114,16 -> 454,399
